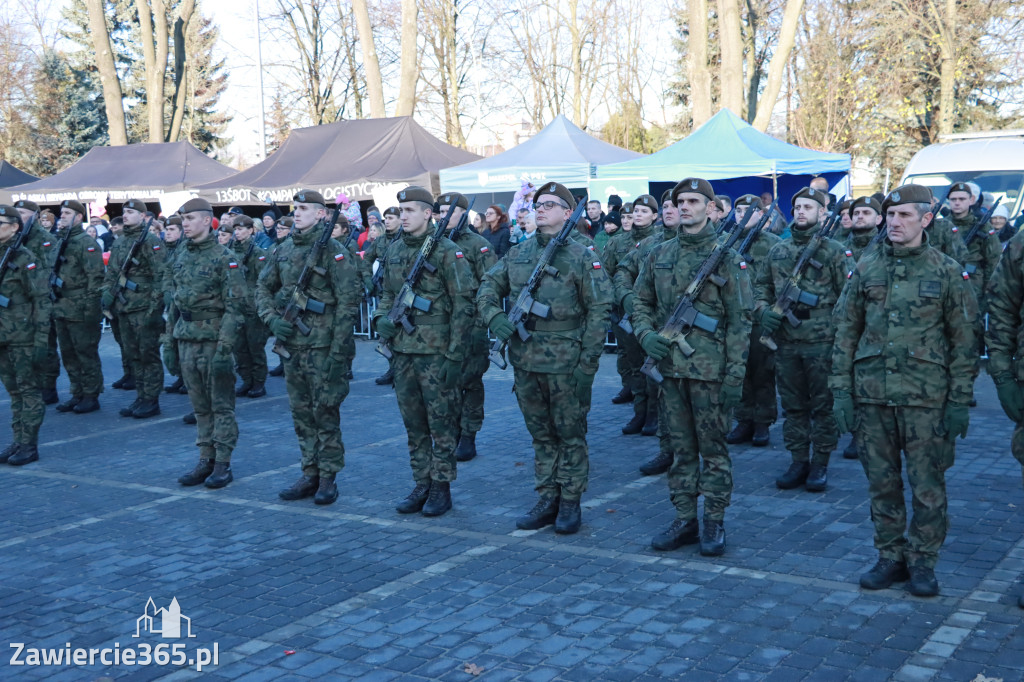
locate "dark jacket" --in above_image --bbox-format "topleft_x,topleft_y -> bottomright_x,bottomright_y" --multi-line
483,221 -> 513,260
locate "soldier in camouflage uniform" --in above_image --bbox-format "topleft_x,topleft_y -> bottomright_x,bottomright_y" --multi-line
985,225 -> 1024,609
101,199 -> 166,419
0,205 -> 52,465
374,186 -> 475,517
832,184 -> 977,597
364,207 -> 402,386
724,195 -> 782,449
478,181 -> 612,535
51,200 -> 105,415
14,200 -> 60,404
257,191 -> 362,505
755,187 -> 856,492
266,217 -> 294,380
631,179 -> 751,555
163,198 -> 248,489
836,199 -> 854,241
948,182 -> 1001,350
437,192 -> 498,462
161,215 -> 189,395
229,216 -> 270,399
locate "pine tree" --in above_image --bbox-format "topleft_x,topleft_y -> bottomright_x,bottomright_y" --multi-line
266,91 -> 291,155
179,12 -> 231,155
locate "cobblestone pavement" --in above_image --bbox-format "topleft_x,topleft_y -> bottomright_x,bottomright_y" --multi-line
1,334 -> 1022,681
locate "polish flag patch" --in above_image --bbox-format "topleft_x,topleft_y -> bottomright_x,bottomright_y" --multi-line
228,262 -> 239,269
588,245 -> 595,251
334,253 -> 345,261
480,246 -> 489,253
989,229 -> 997,235
951,227 -> 958,233
962,271 -> 970,280
593,262 -> 602,269
844,250 -> 853,257
153,244 -> 161,250
42,241 -> 51,247
26,263 -> 36,270
739,261 -> 748,270
455,251 -> 464,259
847,270 -> 853,279
258,256 -> 266,261
87,247 -> 96,252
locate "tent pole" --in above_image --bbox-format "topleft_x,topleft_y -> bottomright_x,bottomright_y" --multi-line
772,161 -> 778,200
255,0 -> 267,161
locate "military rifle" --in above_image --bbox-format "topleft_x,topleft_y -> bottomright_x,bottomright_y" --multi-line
488,197 -> 588,370
375,204 -> 458,360
48,221 -> 75,301
0,210 -> 37,309
103,216 -> 153,320
736,202 -> 779,259
714,206 -> 739,235
449,196 -> 477,241
271,207 -> 340,359
639,204 -> 760,383
961,203 -> 998,276
370,231 -> 399,293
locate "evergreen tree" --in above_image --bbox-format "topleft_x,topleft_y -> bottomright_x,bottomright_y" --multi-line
266,91 -> 291,155
179,12 -> 231,155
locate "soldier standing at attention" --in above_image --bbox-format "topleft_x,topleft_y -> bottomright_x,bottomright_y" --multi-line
985,226 -> 1024,609
437,192 -> 497,462
724,195 -> 782,449
478,182 -> 612,535
756,187 -> 855,492
163,199 -> 247,489
229,216 -> 270,399
364,207 -> 402,386
51,200 -> 105,415
632,178 -> 752,555
373,186 -> 474,517
948,182 -> 1001,345
13,199 -> 59,405
0,205 -> 51,465
162,215 -> 188,395
256,191 -> 362,505
832,184 -> 976,597
101,199 -> 166,419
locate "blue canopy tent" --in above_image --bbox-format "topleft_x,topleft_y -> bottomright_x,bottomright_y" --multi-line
440,115 -> 643,209
596,109 -> 851,216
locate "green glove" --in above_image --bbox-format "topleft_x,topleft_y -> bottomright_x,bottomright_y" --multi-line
162,344 -> 180,377
212,344 -> 234,373
622,293 -> 636,316
720,381 -> 742,411
759,308 -> 784,334
488,313 -> 515,341
268,316 -> 294,342
375,316 -> 397,340
640,331 -> 672,360
31,345 -> 48,371
439,357 -> 461,390
994,375 -> 1024,423
571,365 -> 595,403
832,389 -> 855,434
101,291 -> 115,310
943,401 -> 969,442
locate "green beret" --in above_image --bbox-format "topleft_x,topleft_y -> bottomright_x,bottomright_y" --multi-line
791,187 -> 828,209
293,189 -> 326,206
839,199 -> 853,212
0,205 -> 22,225
334,214 -> 349,229
180,197 -> 214,214
883,184 -> 933,210
437,192 -> 468,210
383,207 -> 400,218
14,199 -> 39,212
278,217 -> 294,228
671,177 -> 715,203
621,202 -> 633,215
61,200 -> 87,217
660,189 -> 673,205
633,194 -> 658,211
396,186 -> 434,206
534,182 -> 576,211
233,215 -> 255,229
947,182 -> 972,198
734,194 -> 761,208
166,214 -> 183,226
850,196 -> 882,215
123,199 -> 148,212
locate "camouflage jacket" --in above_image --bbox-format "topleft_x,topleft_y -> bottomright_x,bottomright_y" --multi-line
603,222 -> 657,277
929,216 -> 969,266
166,235 -> 247,346
372,228 -> 476,360
845,229 -> 877,263
830,233 -> 978,408
731,225 -> 781,283
753,223 -> 855,345
449,228 -> 497,327
51,223 -> 104,322
477,231 -> 612,374
102,224 -> 167,314
632,222 -> 753,385
256,221 -> 362,353
613,226 -> 675,307
985,229 -> 1024,382
230,238 -> 269,312
0,237 -> 51,347
362,230 -> 400,287
22,221 -> 58,268
951,213 -> 1001,296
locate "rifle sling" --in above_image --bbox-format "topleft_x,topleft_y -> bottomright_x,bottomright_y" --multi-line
792,307 -> 831,321
524,318 -> 580,332
410,313 -> 447,326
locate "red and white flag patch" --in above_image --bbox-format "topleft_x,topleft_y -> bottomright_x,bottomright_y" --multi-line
455,251 -> 464,259
334,253 -> 345,261
228,262 -> 239,269
42,241 -> 51,247
951,227 -> 958,233
480,246 -> 489,253
26,262 -> 36,270
844,250 -> 853,257
739,261 -> 748,270
962,271 -> 970,280
258,256 -> 266,261
593,261 -> 602,269
847,270 -> 853,279
87,247 -> 96,252
153,244 -> 161,250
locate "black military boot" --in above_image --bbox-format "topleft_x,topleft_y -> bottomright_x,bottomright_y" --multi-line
247,382 -> 267,398
112,373 -> 130,389
204,462 -> 233,489
279,475 -> 319,501
56,396 -> 82,413
805,464 -> 828,492
622,411 -> 645,435
178,458 -> 214,486
699,518 -> 726,556
639,451 -> 672,476
269,362 -> 284,377
1017,583 -> 1024,609
421,481 -> 452,517
843,436 -> 859,459
314,473 -> 338,505
641,403 -> 658,436
455,432 -> 477,462
374,367 -> 394,385
41,387 -> 59,405
396,482 -> 431,513
73,396 -> 100,414
235,381 -> 253,397
907,565 -> 939,597
119,399 -> 142,417
182,412 -> 197,424
554,498 -> 581,534
859,558 -> 910,590
776,461 -> 810,489
1,443 -> 21,463
751,423 -> 770,447
165,377 -> 184,393
611,387 -> 633,404
725,421 -> 754,444
651,517 -> 699,551
516,496 -> 559,530
132,399 -> 161,419
7,445 -> 39,466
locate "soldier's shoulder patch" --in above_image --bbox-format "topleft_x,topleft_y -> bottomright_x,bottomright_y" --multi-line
26,262 -> 36,270
847,270 -> 853,279
455,251 -> 464,259
962,271 -> 970,280
42,241 -> 51,247
153,244 -> 161,250
989,229 -> 997,235
739,261 -> 748,270
334,252 -> 345,261
480,246 -> 489,253
588,245 -> 595,251
87,247 -> 96,252
228,261 -> 239,269
845,250 -> 853,257
258,255 -> 266,261
592,261 -> 602,269
951,227 -> 958,233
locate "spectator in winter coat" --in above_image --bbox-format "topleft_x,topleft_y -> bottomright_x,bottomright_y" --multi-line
483,204 -> 513,259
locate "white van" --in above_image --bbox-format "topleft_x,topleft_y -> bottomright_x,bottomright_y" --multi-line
900,131 -> 1024,217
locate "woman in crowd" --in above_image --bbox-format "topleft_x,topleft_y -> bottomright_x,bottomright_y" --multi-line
482,205 -> 513,259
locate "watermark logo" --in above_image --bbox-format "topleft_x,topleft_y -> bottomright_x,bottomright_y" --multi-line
135,597 -> 195,639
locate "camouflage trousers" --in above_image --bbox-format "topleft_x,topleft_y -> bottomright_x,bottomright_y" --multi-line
110,316 -> 131,377
615,325 -> 652,418
43,320 -> 59,390
393,352 -> 458,484
734,324 -> 778,425
661,378 -> 732,522
858,404 -> 951,569
119,309 -> 164,400
55,316 -> 104,398
1011,423 -> 1024,488
457,328 -> 489,435
233,314 -> 270,385
0,344 -> 44,445
180,340 -> 237,462
776,342 -> 838,463
284,346 -> 348,476
513,368 -> 590,500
